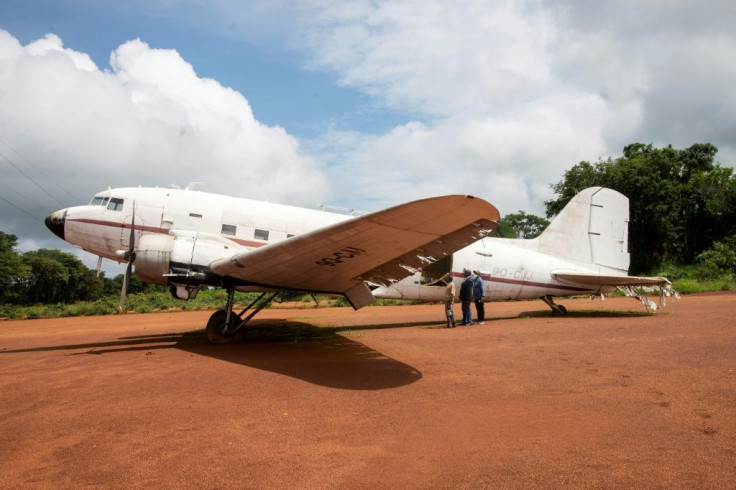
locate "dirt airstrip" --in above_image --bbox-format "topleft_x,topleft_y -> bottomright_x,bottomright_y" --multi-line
1,293 -> 735,488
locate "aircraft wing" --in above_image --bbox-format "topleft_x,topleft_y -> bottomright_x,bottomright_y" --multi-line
210,195 -> 499,309
552,270 -> 671,287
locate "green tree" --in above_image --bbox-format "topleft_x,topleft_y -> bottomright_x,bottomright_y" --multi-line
105,273 -> 166,296
695,234 -> 736,278
0,232 -> 30,304
546,143 -> 736,273
19,249 -> 104,304
498,211 -> 550,239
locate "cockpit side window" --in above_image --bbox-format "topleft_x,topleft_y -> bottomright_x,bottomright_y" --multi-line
107,198 -> 124,211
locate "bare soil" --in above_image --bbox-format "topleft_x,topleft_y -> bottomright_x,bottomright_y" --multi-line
1,293 -> 734,488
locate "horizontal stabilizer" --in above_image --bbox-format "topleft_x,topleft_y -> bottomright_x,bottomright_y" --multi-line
552,270 -> 671,287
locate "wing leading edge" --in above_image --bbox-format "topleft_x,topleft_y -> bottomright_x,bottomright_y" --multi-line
210,195 -> 499,309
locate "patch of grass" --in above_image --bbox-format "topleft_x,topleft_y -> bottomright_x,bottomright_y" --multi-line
653,263 -> 736,293
672,277 -> 736,294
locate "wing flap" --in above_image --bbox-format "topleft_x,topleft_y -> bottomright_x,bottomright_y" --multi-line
358,221 -> 493,286
210,195 -> 499,305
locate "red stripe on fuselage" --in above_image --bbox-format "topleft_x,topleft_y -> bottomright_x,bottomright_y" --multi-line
450,271 -> 592,293
67,218 -> 267,249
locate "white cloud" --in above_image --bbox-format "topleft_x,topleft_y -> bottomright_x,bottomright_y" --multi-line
296,0 -> 736,215
301,0 -> 557,119
297,0 -> 612,213
0,30 -> 329,248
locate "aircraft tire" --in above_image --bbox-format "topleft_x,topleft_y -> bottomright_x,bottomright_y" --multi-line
205,309 -> 242,343
553,305 -> 568,315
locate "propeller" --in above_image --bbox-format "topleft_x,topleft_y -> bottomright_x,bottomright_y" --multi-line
118,204 -> 136,314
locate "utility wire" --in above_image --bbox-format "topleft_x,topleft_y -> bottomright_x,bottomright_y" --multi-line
0,195 -> 44,223
0,179 -> 49,216
0,150 -> 65,207
0,139 -> 77,202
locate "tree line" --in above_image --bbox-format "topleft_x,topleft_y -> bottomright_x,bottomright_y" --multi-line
1,142 -> 734,305
0,233 -> 160,305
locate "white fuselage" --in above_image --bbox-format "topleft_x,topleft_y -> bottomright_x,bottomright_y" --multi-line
374,238 -> 621,303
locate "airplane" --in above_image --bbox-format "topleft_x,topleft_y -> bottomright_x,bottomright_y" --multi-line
45,185 -> 673,342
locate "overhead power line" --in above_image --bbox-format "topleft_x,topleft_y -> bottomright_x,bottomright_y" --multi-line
0,139 -> 77,202
0,150 -> 65,207
0,196 -> 44,223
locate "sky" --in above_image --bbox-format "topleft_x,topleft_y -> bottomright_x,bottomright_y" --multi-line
1,0 -> 735,275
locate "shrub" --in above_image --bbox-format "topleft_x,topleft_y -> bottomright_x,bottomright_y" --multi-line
695,235 -> 736,278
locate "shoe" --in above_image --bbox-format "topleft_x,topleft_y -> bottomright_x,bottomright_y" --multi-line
478,321 -> 485,325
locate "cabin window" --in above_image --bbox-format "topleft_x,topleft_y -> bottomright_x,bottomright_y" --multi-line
221,224 -> 236,236
189,213 -> 203,218
107,198 -> 124,211
254,229 -> 269,241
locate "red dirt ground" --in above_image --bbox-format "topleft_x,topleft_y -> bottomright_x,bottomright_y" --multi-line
0,293 -> 734,488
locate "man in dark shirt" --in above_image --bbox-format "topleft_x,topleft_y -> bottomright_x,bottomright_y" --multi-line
459,269 -> 474,325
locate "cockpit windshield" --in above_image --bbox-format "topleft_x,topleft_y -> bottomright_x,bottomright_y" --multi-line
90,196 -> 110,207
89,196 -> 123,210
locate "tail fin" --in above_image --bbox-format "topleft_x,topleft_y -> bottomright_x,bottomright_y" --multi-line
537,187 -> 630,272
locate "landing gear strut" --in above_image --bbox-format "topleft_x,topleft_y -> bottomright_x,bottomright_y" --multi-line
205,289 -> 279,343
541,295 -> 568,315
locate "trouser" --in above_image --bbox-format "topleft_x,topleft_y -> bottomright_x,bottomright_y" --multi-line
461,301 -> 472,325
474,300 -> 485,322
445,300 -> 456,327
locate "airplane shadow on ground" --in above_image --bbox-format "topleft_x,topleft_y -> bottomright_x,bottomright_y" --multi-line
511,309 -> 655,319
0,319 -> 425,391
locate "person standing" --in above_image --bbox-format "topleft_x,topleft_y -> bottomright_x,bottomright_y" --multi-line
443,274 -> 456,328
472,270 -> 485,324
459,269 -> 474,325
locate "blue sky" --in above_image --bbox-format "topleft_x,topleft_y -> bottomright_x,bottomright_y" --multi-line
1,0 -> 735,274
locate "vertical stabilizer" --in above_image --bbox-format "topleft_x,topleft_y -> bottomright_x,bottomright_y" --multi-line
537,187 -> 630,272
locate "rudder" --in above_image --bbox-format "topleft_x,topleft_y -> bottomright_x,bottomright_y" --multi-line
537,187 -> 630,272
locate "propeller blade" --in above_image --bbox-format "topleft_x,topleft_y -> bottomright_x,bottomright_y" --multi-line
118,260 -> 132,314
117,202 -> 136,314
128,205 -> 136,252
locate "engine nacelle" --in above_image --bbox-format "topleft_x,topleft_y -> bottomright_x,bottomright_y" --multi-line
134,234 -> 174,285
134,231 -> 244,288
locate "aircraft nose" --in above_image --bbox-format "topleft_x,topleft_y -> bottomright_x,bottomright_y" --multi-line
45,209 -> 67,240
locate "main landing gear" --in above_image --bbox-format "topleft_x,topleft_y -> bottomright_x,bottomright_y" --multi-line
541,295 -> 568,315
205,289 -> 279,343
